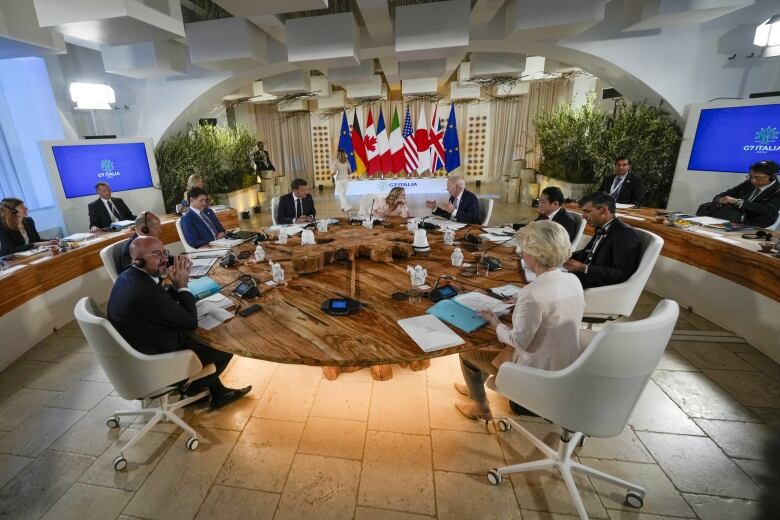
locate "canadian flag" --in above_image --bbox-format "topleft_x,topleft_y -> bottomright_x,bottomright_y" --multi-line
414,106 -> 431,174
364,109 -> 381,176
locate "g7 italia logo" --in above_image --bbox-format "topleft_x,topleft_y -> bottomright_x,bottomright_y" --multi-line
98,158 -> 121,179
743,126 -> 780,154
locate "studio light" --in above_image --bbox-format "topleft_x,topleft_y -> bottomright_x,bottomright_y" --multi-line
754,14 -> 780,57
69,82 -> 116,110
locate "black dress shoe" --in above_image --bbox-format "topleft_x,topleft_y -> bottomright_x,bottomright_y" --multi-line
209,385 -> 252,410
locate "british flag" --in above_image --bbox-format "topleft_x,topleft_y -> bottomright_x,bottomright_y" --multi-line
402,107 -> 418,174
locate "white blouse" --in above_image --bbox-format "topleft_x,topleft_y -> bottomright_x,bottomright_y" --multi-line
331,160 -> 351,181
495,269 -> 585,371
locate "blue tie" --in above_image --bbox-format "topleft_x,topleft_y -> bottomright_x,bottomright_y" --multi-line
200,212 -> 218,238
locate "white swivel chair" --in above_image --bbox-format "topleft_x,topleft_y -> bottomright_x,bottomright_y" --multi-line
486,299 -> 680,520
271,196 -> 280,225
583,228 -> 663,321
99,239 -> 129,282
569,212 -> 587,252
357,194 -> 379,218
478,197 -> 494,226
74,297 -> 216,471
175,218 -> 198,253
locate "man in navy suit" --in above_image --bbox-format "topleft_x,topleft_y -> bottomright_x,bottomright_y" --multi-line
598,156 -> 646,206
535,186 -> 579,243
180,187 -> 226,249
425,175 -> 481,224
107,236 -> 251,409
276,178 -> 316,224
564,193 -> 642,289
118,211 -> 162,273
88,182 -> 136,231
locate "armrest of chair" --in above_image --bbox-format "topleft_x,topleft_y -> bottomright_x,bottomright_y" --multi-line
137,349 -> 205,391
494,362 -> 579,424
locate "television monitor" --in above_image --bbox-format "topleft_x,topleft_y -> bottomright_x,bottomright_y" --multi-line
51,142 -> 154,198
687,103 -> 780,173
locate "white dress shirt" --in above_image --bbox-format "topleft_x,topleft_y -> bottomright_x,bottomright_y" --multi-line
102,198 -> 120,223
449,193 -> 462,221
494,269 -> 585,371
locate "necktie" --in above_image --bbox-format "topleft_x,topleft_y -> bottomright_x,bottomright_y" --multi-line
537,214 -> 549,220
610,177 -> 624,198
108,200 -> 121,221
200,212 -> 218,238
583,227 -> 608,265
296,198 -> 303,219
748,188 -> 761,202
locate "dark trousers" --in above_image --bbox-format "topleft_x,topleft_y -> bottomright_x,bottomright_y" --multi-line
184,340 -> 233,396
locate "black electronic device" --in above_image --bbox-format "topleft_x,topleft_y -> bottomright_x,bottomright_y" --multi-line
220,252 -> 237,268
428,284 -> 458,302
237,250 -> 252,260
253,231 -> 270,243
482,256 -> 503,271
320,298 -> 361,315
228,230 -> 258,240
233,279 -> 260,299
741,230 -> 773,240
238,303 -> 262,317
391,291 -> 408,301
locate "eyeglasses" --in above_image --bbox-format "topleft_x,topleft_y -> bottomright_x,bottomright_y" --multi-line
143,250 -> 169,260
747,174 -> 770,181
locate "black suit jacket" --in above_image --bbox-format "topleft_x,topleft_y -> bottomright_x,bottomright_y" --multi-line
88,197 -> 135,230
571,218 -> 642,290
117,233 -> 138,273
276,193 -> 316,224
432,189 -> 481,224
537,208 -> 579,243
107,266 -> 198,356
702,180 -> 780,228
599,173 -> 646,206
0,217 -> 42,256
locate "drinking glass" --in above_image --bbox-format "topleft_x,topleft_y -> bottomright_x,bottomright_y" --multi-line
408,287 -> 422,304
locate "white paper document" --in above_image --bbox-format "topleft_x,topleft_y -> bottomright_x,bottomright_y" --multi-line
691,228 -> 724,238
63,233 -> 95,242
615,203 -> 634,209
453,291 -> 512,313
190,258 -> 217,278
209,238 -> 244,248
266,224 -> 305,236
482,227 -> 516,236
192,250 -> 227,258
15,246 -> 47,257
616,213 -> 644,221
397,314 -> 465,352
196,297 -> 234,330
686,216 -> 729,225
111,220 -> 135,229
0,265 -> 25,277
490,284 -> 523,298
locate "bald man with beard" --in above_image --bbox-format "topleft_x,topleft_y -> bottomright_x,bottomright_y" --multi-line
107,236 -> 251,409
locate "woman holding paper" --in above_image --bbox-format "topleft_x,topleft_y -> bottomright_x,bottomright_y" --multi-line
454,220 -> 585,421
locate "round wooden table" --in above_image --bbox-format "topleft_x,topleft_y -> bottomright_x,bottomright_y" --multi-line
195,219 -> 522,380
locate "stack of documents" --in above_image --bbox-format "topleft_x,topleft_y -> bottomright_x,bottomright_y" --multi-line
397,314 -> 464,352
189,257 -> 217,278
686,216 -> 729,225
490,284 -> 523,299
196,293 -> 234,331
209,238 -> 244,248
453,291 -> 512,313
482,227 -> 516,236
63,232 -> 95,242
110,220 -> 135,230
267,224 -> 305,235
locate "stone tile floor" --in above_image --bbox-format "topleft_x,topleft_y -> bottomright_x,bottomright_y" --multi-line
0,291 -> 778,520
1,186 -> 778,519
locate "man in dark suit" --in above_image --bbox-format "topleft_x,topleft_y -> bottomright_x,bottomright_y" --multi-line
564,193 -> 642,289
107,236 -> 251,409
696,160 -> 780,228
536,186 -> 579,243
117,211 -> 162,272
276,178 -> 316,224
180,187 -> 227,249
88,182 -> 136,231
425,175 -> 481,224
598,156 -> 645,207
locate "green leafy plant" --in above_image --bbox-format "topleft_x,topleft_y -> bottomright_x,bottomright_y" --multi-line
535,97 -> 682,207
155,124 -> 257,211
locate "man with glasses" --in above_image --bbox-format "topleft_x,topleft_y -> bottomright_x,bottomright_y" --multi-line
535,186 -> 579,243
181,187 -> 227,248
107,236 -> 251,410
697,160 -> 780,228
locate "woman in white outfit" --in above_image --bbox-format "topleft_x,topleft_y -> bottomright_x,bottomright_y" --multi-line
454,220 -> 585,421
331,148 -> 352,212
374,187 -> 411,218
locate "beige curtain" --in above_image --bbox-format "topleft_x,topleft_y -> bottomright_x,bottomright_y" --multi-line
487,77 -> 574,181
253,104 -> 314,186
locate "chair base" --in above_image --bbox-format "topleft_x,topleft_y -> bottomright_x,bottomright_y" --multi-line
488,418 -> 645,520
107,389 -> 210,471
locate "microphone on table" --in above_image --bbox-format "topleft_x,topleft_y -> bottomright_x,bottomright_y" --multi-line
418,216 -> 438,230
196,273 -> 259,301
476,236 -> 517,272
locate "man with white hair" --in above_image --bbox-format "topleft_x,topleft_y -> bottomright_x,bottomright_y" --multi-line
425,175 -> 481,224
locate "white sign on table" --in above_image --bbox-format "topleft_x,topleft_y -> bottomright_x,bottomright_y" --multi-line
345,178 -> 448,196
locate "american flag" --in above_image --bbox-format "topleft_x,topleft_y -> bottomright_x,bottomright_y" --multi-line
402,107 -> 418,173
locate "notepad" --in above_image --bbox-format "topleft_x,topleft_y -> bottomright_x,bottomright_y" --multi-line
490,284 -> 523,299
397,314 -> 464,352
427,299 -> 487,333
187,276 -> 221,299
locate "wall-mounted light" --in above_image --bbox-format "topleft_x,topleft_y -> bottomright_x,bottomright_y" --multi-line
69,82 -> 115,110
754,14 -> 780,57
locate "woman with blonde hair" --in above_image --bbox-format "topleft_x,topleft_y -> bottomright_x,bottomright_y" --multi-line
181,172 -> 204,208
331,148 -> 353,212
374,187 -> 411,218
0,198 -> 57,256
453,220 -> 585,420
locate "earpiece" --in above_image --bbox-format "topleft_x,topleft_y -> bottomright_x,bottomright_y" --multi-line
140,211 -> 150,235
134,258 -> 146,268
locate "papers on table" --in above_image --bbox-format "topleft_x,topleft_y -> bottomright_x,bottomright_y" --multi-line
489,284 -> 523,299
209,238 -> 244,248
427,299 -> 487,333
189,257 -> 217,278
0,265 -> 25,277
210,205 -> 228,211
196,293 -> 234,330
191,250 -> 227,259
686,216 -> 729,225
110,220 -> 135,230
453,291 -> 512,314
267,224 -> 305,235
616,213 -> 645,221
479,233 -> 515,244
63,232 -> 94,242
397,314 -> 464,352
482,227 -> 515,236
15,246 -> 48,257
615,203 -> 634,209
421,217 -> 468,230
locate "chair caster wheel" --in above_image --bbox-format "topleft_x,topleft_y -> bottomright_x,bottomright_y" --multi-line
186,437 -> 199,451
487,469 -> 502,485
497,419 -> 511,432
106,417 -> 120,429
113,455 -> 127,471
626,490 -> 644,508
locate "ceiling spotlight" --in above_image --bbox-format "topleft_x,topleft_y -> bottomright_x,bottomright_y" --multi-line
69,82 -> 115,110
754,14 -> 780,57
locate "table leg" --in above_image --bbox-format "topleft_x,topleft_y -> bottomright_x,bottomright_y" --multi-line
321,366 -> 365,381
370,364 -> 393,381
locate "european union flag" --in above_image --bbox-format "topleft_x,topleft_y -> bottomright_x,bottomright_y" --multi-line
443,105 -> 460,173
338,110 -> 356,171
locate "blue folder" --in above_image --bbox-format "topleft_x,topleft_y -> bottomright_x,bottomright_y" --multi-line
427,299 -> 487,333
187,276 -> 221,299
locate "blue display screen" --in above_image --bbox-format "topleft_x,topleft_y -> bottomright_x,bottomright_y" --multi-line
688,104 -> 780,173
52,142 -> 154,198
331,299 -> 348,309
